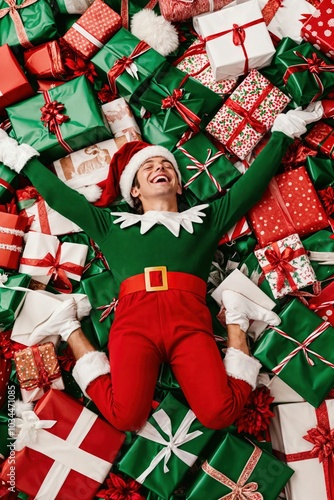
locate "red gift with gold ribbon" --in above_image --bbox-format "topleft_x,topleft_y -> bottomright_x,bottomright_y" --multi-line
305,121 -> 334,160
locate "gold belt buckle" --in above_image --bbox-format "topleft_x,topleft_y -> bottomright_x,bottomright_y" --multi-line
144,266 -> 168,291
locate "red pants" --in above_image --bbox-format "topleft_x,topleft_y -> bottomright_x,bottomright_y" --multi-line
87,289 -> 252,431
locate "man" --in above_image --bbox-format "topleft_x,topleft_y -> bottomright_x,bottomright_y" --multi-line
0,103 -> 323,431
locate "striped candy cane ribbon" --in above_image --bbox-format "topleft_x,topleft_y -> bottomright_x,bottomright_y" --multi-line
97,298 -> 118,322
270,321 -> 334,375
178,147 -> 224,192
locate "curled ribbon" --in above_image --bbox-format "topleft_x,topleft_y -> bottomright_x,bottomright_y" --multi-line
177,146 -> 224,192
161,87 -> 201,133
40,100 -> 69,134
0,0 -> 37,48
97,298 -> 118,322
262,243 -> 305,292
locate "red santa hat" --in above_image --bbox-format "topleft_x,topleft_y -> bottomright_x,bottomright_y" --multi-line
94,141 -> 182,208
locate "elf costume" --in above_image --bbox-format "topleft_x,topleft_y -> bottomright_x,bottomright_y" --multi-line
0,105 -> 322,431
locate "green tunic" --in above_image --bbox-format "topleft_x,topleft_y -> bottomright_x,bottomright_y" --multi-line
23,132 -> 293,288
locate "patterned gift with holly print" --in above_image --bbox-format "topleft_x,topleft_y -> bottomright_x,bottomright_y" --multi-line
254,233 -> 317,299
205,69 -> 290,160
301,0 -> 334,60
175,39 -> 238,96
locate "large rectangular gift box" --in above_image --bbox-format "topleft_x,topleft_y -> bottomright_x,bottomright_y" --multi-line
301,0 -> 334,60
0,212 -> 28,270
62,0 -> 122,60
119,392 -> 215,499
0,389 -> 126,499
13,341 -> 64,402
193,0 -> 275,80
247,165 -> 329,247
252,298 -> 334,407
205,69 -> 290,160
7,75 -> 112,164
186,432 -> 293,500
269,399 -> 334,500
254,233 -> 317,299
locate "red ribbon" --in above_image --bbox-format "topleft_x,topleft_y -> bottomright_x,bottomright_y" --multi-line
83,238 -> 109,273
283,51 -> 334,102
0,0 -> 37,48
262,242 -> 306,292
107,40 -> 150,95
20,244 -> 84,293
161,81 -> 201,134
40,91 -> 73,154
24,345 -> 61,391
261,0 -> 284,25
97,298 -> 118,322
173,38 -> 206,66
17,186 -> 51,234
204,18 -> 265,76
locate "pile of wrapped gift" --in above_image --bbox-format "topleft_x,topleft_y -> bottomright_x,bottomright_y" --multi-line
1,0 -> 334,497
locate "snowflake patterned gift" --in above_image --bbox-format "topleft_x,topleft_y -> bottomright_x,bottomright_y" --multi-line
254,233 -> 317,299
205,69 -> 290,160
301,0 -> 334,60
175,39 -> 238,97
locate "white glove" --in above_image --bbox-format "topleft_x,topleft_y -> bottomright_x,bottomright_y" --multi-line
272,101 -> 324,138
0,129 -> 39,172
222,290 -> 281,333
42,298 -> 81,342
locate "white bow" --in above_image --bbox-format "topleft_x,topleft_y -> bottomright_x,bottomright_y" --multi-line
14,410 -> 57,451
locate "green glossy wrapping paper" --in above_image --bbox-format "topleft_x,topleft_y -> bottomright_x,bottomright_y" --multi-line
139,65 -> 222,140
252,298 -> 334,407
0,164 -> 18,204
302,229 -> 334,282
305,156 -> 334,189
119,393 -> 215,499
7,76 -> 112,164
186,433 -> 293,500
0,0 -> 58,50
138,113 -> 182,150
91,28 -> 166,104
172,133 -> 240,203
0,273 -> 31,330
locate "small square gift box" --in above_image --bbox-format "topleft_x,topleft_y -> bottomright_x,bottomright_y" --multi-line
193,0 -> 275,81
301,0 -> 334,60
274,39 -> 334,106
118,392 -> 215,499
186,433 -> 293,500
254,233 -> 317,299
62,0 -> 122,60
172,132 -> 241,203
7,75 -> 112,164
205,69 -> 290,160
91,28 -> 166,105
305,121 -> 334,160
269,399 -> 334,500
159,0 -> 233,22
259,0 -> 316,43
13,341 -> 64,403
174,38 -> 238,97
247,166 -> 329,247
252,298 -> 334,407
19,232 -> 88,293
0,44 -> 34,115
23,40 -> 66,80
0,212 -> 29,270
0,0 -> 58,50
0,388 -> 126,499
101,98 -> 142,140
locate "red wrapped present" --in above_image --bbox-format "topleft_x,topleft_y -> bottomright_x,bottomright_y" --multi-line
305,121 -> 334,160
23,40 -> 66,80
301,0 -> 334,60
62,0 -> 122,60
0,212 -> 28,270
0,389 -> 125,498
308,280 -> 334,325
13,342 -> 64,403
158,0 -> 233,22
0,44 -> 34,115
247,166 -> 329,247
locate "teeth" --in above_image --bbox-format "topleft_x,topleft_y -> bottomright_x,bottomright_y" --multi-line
153,175 -> 168,183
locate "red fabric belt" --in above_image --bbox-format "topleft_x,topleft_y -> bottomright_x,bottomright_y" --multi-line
119,267 -> 207,299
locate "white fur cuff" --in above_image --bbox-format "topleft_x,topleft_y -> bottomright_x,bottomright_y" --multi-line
224,347 -> 262,390
72,351 -> 110,397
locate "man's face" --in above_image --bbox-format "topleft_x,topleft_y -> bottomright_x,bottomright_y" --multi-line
130,156 -> 182,204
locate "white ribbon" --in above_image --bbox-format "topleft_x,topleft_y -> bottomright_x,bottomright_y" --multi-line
125,62 -> 139,80
72,22 -> 104,49
136,408 -> 203,484
308,250 -> 334,266
14,411 -> 57,451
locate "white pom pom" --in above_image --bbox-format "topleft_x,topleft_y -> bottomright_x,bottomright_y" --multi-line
75,295 -> 92,320
131,9 -> 179,57
76,184 -> 102,202
15,400 -> 34,418
0,273 -> 8,285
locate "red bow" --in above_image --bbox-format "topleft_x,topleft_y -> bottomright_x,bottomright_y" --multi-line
226,99 -> 268,135
318,186 -> 334,216
161,88 -> 201,133
263,244 -> 305,292
304,425 -> 334,463
40,100 -> 69,134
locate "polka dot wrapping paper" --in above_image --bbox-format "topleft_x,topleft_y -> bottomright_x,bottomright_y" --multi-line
63,0 -> 122,60
301,0 -> 334,60
247,166 -> 329,247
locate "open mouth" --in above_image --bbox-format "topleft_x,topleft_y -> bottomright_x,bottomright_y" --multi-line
151,175 -> 170,184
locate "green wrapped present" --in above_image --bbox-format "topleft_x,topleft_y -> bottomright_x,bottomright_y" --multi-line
7,75 -> 112,164
305,156 -> 334,189
139,65 -> 222,141
0,0 -> 58,51
274,39 -> 334,106
138,113 -> 183,150
59,232 -> 109,278
186,433 -> 293,500
172,133 -> 241,203
302,229 -> 334,282
0,272 -> 30,330
119,392 -> 215,499
92,28 -> 166,106
0,164 -> 18,204
252,298 -> 334,407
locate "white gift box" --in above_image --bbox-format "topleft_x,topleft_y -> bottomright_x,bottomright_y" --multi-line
102,98 -> 142,140
258,0 -> 316,43
269,400 -> 334,500
193,0 -> 275,80
257,373 -> 305,403
21,198 -> 82,235
19,232 -> 88,286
